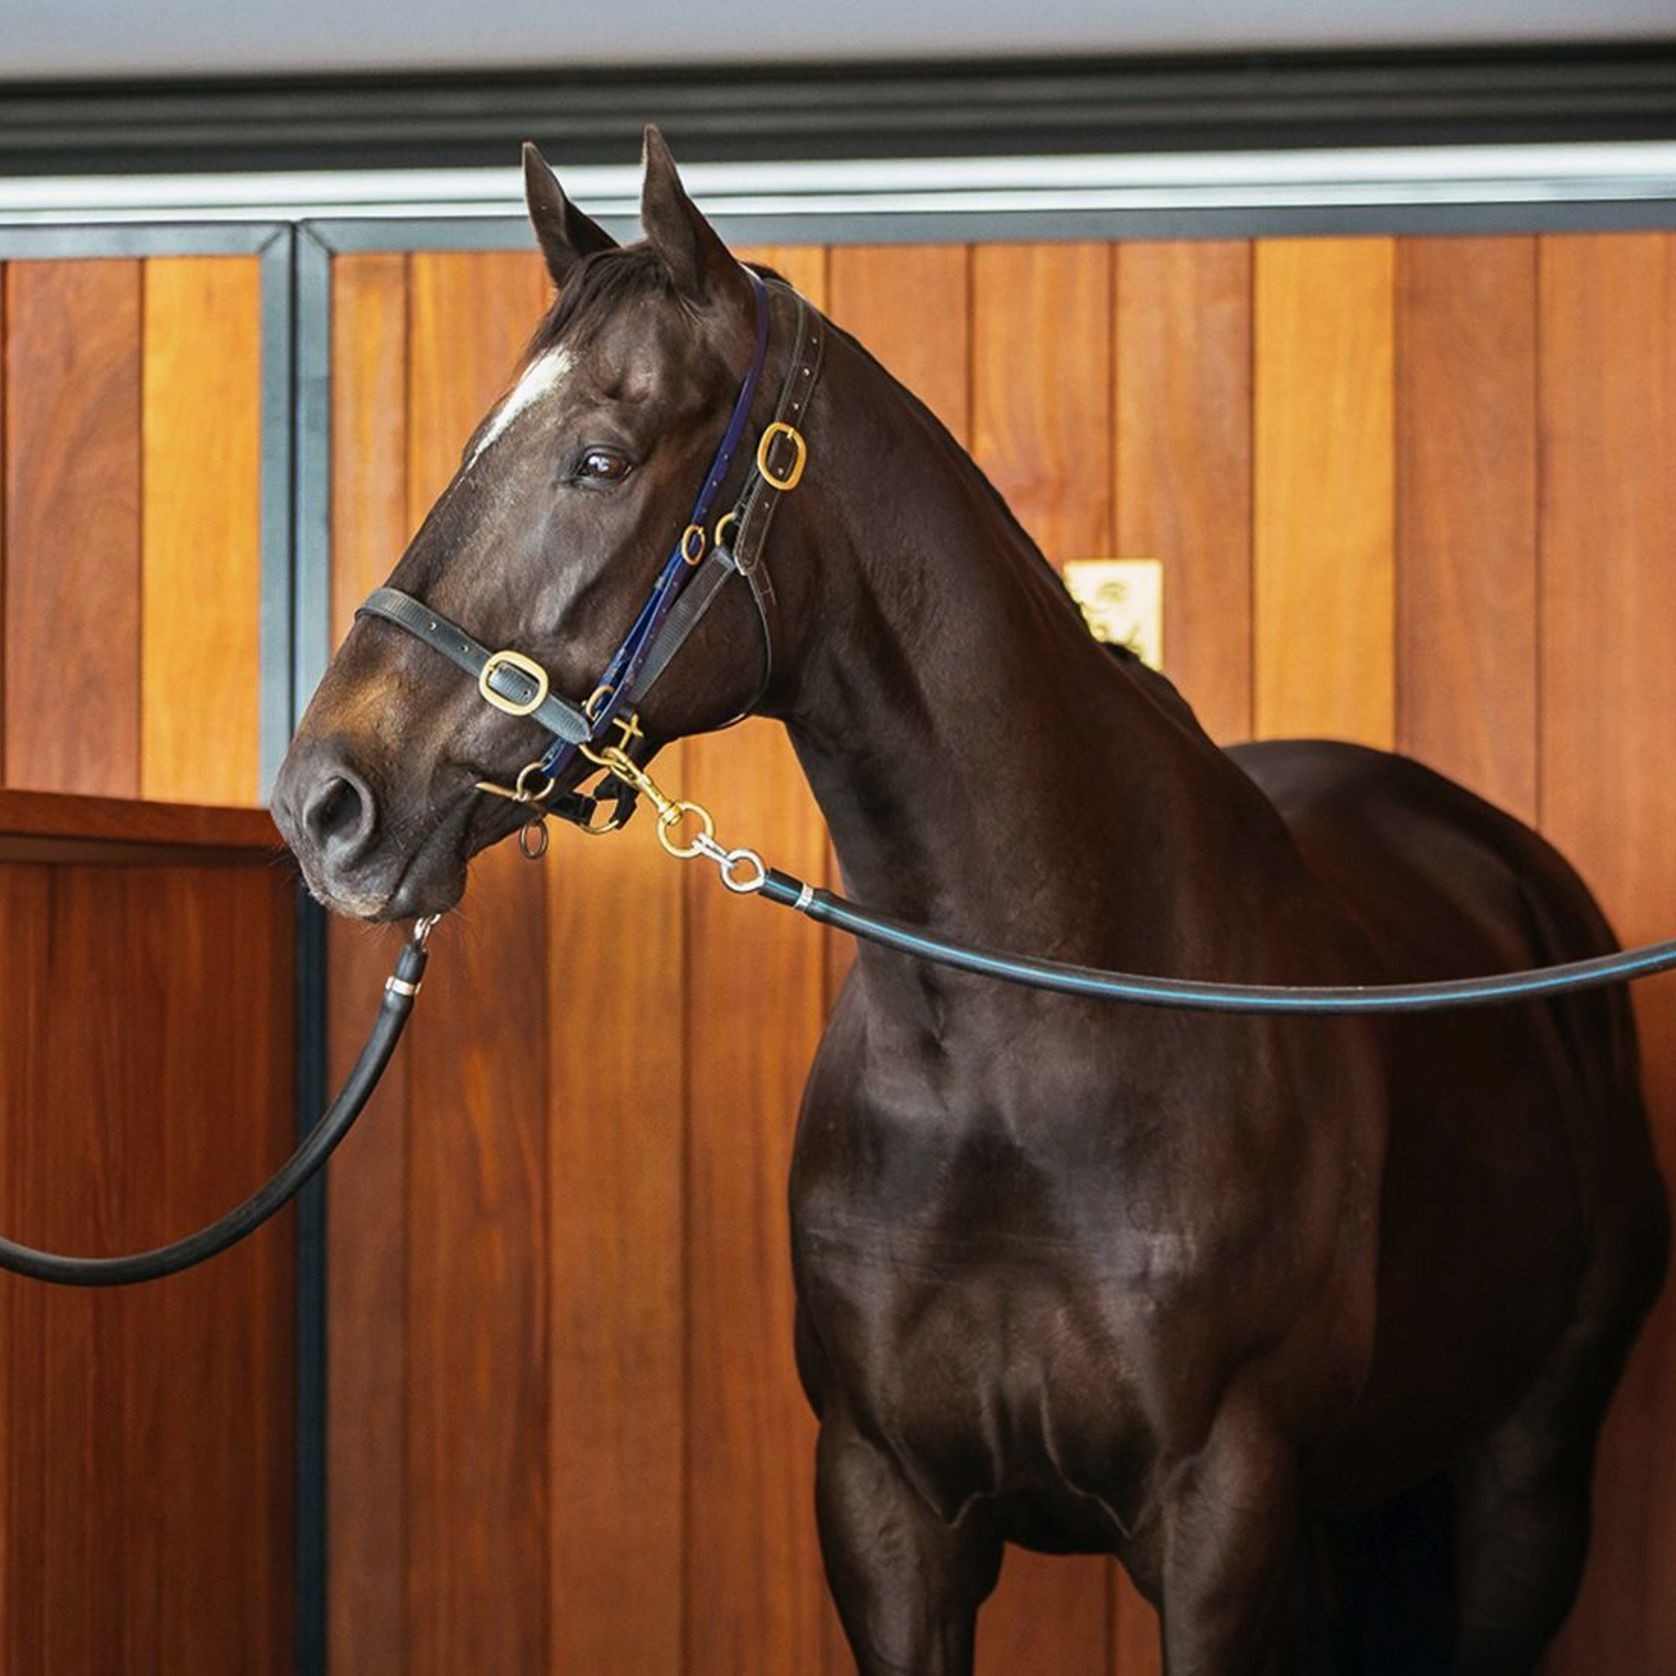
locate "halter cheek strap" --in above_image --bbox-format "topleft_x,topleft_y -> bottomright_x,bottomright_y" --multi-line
353,273 -> 826,834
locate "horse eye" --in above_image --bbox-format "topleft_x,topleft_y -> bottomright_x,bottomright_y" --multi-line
577,448 -> 630,483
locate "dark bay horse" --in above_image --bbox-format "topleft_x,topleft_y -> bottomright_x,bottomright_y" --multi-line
272,131 -> 1669,1673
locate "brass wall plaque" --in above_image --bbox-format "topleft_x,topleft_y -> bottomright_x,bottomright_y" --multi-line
1063,559 -> 1163,668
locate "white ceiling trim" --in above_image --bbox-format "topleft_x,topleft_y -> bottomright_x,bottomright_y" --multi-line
3,143 -> 1676,225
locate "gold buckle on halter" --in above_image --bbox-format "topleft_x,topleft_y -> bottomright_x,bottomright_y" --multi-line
756,422 -> 808,492
680,523 -> 707,566
479,649 -> 550,717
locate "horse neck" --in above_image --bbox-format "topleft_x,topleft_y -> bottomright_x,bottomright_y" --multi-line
766,326 -> 1282,970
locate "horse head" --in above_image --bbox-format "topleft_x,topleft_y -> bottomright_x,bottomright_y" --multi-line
273,129 -> 800,919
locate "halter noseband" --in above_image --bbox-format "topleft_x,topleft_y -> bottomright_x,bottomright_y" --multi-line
355,269 -> 826,839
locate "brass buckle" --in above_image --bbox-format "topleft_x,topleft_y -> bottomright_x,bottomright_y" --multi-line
479,649 -> 550,717
756,421 -> 808,492
680,523 -> 707,566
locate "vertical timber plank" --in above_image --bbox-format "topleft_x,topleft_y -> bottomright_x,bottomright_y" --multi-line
327,251 -> 412,1676
4,260 -> 143,795
685,243 -> 834,1676
971,240 -> 1116,1676
146,866 -> 295,1672
973,243 -> 1113,568
1539,231 -> 1676,1676
404,249 -> 552,1676
546,747 -> 687,1675
141,256 -> 263,804
1396,238 -> 1539,822
1254,238 -> 1395,748
1115,240 -> 1253,747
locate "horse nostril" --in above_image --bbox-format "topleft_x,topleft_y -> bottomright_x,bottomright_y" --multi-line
302,770 -> 375,860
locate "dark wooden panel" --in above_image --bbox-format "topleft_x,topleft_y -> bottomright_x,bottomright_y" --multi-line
403,249 -> 552,1676
3,261 -> 142,797
0,858 -> 294,1673
326,250 -> 412,1676
546,768 -> 687,1674
972,243 -> 1113,570
1115,240 -> 1253,746
141,256 -> 262,806
0,786 -> 275,852
971,240 -> 1115,1676
1254,238 -> 1395,748
1539,231 -> 1676,1675
1397,237 -> 1538,822
685,243 -> 833,1676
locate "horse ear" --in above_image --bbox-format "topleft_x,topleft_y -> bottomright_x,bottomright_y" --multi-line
522,141 -> 617,289
638,125 -> 748,309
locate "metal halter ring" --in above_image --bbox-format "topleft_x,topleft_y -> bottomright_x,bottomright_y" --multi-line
756,421 -> 808,492
519,818 -> 550,860
680,523 -> 707,566
655,799 -> 717,860
719,847 -> 767,894
713,510 -> 739,549
478,649 -> 550,717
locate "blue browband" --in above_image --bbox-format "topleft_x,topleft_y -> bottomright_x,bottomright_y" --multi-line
357,269 -> 822,833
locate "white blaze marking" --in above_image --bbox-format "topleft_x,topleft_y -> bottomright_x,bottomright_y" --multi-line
467,346 -> 572,467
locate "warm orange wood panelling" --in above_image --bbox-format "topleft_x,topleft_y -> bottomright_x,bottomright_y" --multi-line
403,249 -> 552,1676
4,261 -> 143,796
972,243 -> 1113,569
316,229 -> 1676,1676
326,250 -> 413,1676
0,849 -> 294,1673
685,243 -> 835,1676
1254,237 -> 1396,747
1115,240 -> 1253,746
1539,231 -> 1676,1676
971,240 -> 1115,1676
829,243 -> 971,438
1396,238 -> 1539,822
546,770 -> 688,1675
140,256 -> 263,805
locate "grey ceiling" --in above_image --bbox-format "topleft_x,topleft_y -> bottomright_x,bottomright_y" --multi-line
5,0 -> 1672,80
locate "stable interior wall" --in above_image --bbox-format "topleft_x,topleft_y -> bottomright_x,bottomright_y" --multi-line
319,230 -> 1676,1676
0,247 -> 290,1672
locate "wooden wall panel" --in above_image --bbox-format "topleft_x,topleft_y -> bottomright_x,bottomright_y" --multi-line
326,251 -> 412,1676
829,244 -> 970,437
403,249 -> 552,1676
971,240 -> 1115,1676
318,227 -> 1676,1676
546,771 -> 687,1675
1254,238 -> 1396,747
1539,231 -> 1676,1675
1115,240 -> 1252,745
686,243 -> 834,1676
0,858 -> 294,1674
1396,238 -> 1539,821
973,244 -> 1113,568
140,256 -> 262,805
3,261 -> 142,796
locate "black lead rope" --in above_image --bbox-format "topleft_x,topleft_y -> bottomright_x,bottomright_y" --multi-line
0,923 -> 432,1286
755,870 -> 1676,1014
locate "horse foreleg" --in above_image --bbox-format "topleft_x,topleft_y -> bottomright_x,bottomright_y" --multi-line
816,1413 -> 1000,1676
1159,1402 -> 1298,1676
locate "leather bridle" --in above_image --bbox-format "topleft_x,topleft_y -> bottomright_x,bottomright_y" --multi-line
357,269 -> 825,852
